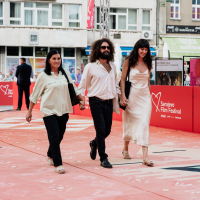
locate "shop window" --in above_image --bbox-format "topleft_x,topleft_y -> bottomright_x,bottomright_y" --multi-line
0,2 -> 3,25
22,47 -> 33,56
68,5 -> 80,27
50,47 -> 62,54
35,47 -> 48,57
170,0 -> 180,19
7,47 -> 19,56
96,7 -> 137,30
192,0 -> 200,20
9,2 -> 63,27
142,10 -> 151,31
64,48 -> 75,57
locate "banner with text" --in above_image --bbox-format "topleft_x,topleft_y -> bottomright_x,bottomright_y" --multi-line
156,60 -> 183,86
150,86 -> 193,132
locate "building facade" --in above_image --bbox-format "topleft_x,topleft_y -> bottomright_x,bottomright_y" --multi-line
159,0 -> 200,61
0,0 -> 157,79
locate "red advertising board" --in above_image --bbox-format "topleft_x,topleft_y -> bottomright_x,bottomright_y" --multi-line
0,82 -> 13,105
193,87 -> 200,133
13,83 -> 40,110
150,86 -> 193,132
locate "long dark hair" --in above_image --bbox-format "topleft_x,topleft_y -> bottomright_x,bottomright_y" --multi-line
44,49 -> 65,75
126,39 -> 152,71
90,38 -> 115,63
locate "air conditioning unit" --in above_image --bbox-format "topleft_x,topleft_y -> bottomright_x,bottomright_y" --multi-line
142,31 -> 153,40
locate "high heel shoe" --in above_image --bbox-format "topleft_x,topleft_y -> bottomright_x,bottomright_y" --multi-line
142,158 -> 154,166
122,150 -> 131,159
142,146 -> 153,166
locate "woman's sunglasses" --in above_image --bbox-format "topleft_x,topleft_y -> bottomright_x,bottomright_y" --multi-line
100,46 -> 111,50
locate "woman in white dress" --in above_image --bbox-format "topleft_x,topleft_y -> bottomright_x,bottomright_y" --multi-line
120,39 -> 153,166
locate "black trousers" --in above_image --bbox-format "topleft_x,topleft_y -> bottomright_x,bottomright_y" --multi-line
17,85 -> 30,109
89,97 -> 113,162
43,113 -> 69,166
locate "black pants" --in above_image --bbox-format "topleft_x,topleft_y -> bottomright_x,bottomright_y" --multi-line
43,113 -> 69,166
89,97 -> 113,162
17,85 -> 30,109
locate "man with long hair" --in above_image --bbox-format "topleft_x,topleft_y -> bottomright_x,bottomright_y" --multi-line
78,38 -> 120,168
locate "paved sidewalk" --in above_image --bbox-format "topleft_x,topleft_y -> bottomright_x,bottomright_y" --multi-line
0,109 -> 200,200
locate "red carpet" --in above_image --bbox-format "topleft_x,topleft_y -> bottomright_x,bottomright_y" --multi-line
0,109 -> 200,200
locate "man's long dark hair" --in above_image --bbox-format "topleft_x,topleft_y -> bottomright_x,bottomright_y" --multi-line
44,49 -> 65,75
90,38 -> 115,63
126,39 -> 152,71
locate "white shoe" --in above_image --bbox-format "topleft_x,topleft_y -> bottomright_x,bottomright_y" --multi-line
46,156 -> 54,166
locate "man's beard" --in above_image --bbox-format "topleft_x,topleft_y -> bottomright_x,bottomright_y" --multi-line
99,51 -> 111,60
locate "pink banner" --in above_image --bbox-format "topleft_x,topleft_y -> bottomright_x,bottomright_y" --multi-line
87,0 -> 95,29
190,59 -> 200,86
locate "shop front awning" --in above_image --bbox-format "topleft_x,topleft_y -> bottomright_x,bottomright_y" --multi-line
85,46 -> 156,56
162,37 -> 200,61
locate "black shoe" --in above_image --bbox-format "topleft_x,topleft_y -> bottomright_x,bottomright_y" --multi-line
100,159 -> 112,168
89,141 -> 97,160
16,108 -> 21,111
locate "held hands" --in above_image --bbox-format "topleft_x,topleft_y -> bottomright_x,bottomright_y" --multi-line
26,111 -> 32,123
120,95 -> 128,107
79,100 -> 85,110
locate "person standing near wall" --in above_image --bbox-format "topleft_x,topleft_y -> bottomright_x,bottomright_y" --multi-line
15,58 -> 32,111
78,38 -> 121,168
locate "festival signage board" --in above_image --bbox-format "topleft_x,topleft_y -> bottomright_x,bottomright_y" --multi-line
150,86 -> 193,132
86,0 -> 95,29
193,87 -> 200,133
0,82 -> 13,105
6,58 -> 19,75
190,59 -> 200,86
63,59 -> 76,81
35,58 -> 46,74
156,60 -> 183,86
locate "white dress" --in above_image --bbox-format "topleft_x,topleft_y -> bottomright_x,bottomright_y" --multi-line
123,68 -> 152,146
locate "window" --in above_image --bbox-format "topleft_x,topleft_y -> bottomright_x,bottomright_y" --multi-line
9,2 -> 63,27
50,47 -> 61,54
170,0 -> 180,19
52,4 -> 63,26
192,0 -> 200,20
0,2 -> 3,25
96,8 -> 137,30
142,10 -> 151,30
7,47 -> 19,56
68,5 -> 80,27
24,2 -> 48,26
35,47 -> 48,57
64,48 -> 75,57
22,47 -> 33,56
10,3 -> 21,25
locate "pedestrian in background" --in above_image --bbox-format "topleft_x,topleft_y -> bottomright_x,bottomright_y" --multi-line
9,70 -> 15,80
78,38 -> 121,168
75,67 -> 82,83
3,73 -> 13,82
120,39 -> 153,166
26,49 -> 85,174
15,58 -> 32,111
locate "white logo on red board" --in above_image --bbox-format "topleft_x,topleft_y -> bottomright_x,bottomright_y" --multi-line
152,92 -> 181,118
0,85 -> 13,97
152,92 -> 161,112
